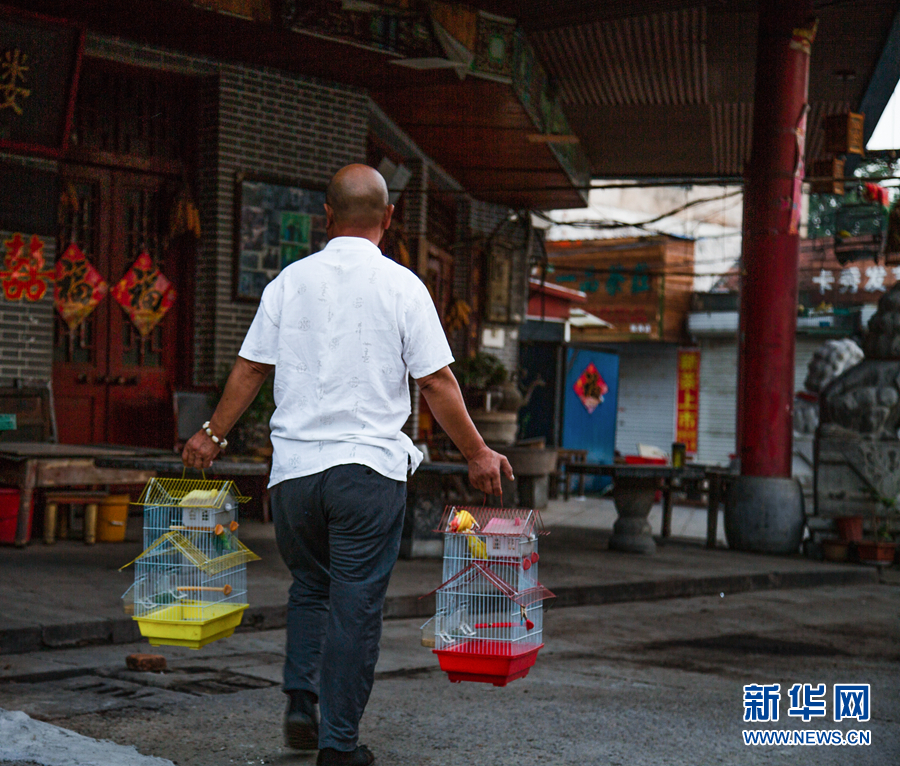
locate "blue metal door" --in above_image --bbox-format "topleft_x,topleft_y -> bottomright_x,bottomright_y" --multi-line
562,347 -> 619,469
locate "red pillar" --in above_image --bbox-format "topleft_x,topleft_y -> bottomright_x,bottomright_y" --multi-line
738,0 -> 816,477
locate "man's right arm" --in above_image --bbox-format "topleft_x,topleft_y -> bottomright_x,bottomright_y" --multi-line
415,365 -> 514,497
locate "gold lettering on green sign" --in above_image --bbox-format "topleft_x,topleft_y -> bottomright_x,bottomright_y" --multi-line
1,49 -> 31,115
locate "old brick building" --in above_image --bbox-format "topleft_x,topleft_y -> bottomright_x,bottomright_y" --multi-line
0,4 -> 587,448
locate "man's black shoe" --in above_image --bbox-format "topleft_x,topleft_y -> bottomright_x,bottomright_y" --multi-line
316,745 -> 375,766
284,690 -> 319,751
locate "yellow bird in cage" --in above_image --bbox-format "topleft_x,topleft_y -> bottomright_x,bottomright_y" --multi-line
465,532 -> 487,560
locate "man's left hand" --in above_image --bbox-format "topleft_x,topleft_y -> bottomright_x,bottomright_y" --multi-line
466,445 -> 514,497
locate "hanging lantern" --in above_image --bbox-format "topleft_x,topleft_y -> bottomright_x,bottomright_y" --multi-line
808,157 -> 845,195
823,112 -> 865,156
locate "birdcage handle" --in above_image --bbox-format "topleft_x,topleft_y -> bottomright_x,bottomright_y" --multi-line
180,466 -> 208,481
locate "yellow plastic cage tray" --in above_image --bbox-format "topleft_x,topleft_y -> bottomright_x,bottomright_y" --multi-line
134,601 -> 249,649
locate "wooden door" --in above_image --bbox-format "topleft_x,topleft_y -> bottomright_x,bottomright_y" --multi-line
54,166 -> 188,447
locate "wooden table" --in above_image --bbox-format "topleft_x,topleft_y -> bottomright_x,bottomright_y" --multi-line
0,443 -> 163,547
563,462 -> 718,553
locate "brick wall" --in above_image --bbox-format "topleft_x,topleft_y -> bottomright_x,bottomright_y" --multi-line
86,35 -> 370,384
0,154 -> 58,387
469,201 -> 530,375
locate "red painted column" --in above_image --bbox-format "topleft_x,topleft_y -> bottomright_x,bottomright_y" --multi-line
738,0 -> 816,477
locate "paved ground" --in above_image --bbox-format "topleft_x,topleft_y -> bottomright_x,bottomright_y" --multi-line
1,496 -> 897,765
0,497 -> 877,654
1,582 -> 898,766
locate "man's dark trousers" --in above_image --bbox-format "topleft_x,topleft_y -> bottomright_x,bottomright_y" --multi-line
271,464 -> 406,752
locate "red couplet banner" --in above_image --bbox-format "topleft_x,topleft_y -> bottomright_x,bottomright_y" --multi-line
675,348 -> 701,454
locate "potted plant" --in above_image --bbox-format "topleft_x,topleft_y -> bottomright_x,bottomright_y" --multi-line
450,353 -> 545,446
856,493 -> 898,564
451,352 -> 518,445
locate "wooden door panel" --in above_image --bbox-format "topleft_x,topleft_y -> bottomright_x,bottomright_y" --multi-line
54,169 -> 111,445
106,172 -> 174,448
54,393 -> 103,445
54,167 -> 183,448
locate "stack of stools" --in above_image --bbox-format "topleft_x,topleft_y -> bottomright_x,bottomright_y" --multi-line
43,490 -> 109,544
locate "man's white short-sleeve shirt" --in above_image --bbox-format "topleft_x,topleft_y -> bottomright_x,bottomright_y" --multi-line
239,236 -> 454,486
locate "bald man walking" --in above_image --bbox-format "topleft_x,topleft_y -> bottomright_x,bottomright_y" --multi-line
183,164 -> 512,766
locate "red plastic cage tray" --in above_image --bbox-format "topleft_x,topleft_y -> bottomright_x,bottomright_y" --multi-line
434,641 -> 543,687
623,455 -> 667,465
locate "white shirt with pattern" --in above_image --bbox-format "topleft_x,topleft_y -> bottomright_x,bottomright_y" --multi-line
239,236 -> 454,486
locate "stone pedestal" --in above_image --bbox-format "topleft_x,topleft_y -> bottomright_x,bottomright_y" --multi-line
815,431 -> 900,518
725,475 -> 804,554
497,447 -> 558,510
608,477 -> 659,554
400,464 -> 469,559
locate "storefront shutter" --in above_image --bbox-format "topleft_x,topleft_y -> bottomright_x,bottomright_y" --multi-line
696,339 -> 737,466
696,335 -> 838,467
612,343 -> 678,456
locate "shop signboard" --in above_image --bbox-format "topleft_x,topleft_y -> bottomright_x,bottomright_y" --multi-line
675,348 -> 701,455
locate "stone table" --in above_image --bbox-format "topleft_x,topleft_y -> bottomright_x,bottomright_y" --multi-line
564,462 -> 710,554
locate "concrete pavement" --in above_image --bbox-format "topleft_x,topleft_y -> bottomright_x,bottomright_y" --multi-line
0,494 -> 897,765
0,496 -> 881,655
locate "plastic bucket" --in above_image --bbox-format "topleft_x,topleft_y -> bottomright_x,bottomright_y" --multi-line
97,494 -> 130,542
0,487 -> 32,545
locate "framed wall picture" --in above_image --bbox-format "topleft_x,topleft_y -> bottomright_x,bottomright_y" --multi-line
0,8 -> 83,157
485,245 -> 512,322
233,174 -> 327,302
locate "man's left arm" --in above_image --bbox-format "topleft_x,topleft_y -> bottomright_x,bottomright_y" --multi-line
415,365 -> 513,496
182,356 -> 275,470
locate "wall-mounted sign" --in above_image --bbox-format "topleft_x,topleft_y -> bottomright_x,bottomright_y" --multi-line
573,362 -> 608,415
485,246 -> 512,322
0,8 -> 82,156
675,348 -> 700,454
234,175 -> 327,302
1,233 -> 53,301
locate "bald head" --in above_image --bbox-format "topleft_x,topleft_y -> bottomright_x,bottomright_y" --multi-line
325,164 -> 391,232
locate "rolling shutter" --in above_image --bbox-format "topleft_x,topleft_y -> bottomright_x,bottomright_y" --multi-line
612,343 -> 678,456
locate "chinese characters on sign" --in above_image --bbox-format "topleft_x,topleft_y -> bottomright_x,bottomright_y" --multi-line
111,252 -> 176,337
743,683 -> 870,723
54,243 -> 108,330
810,265 -> 899,295
0,48 -> 30,115
0,12 -> 82,153
675,349 -> 700,454
555,261 -> 652,298
573,362 -> 608,414
1,232 -> 53,301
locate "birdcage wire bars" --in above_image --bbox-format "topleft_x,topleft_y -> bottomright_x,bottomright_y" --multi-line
122,478 -> 259,648
425,505 -> 554,685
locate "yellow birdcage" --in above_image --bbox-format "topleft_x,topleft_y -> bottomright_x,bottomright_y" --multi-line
121,477 -> 260,649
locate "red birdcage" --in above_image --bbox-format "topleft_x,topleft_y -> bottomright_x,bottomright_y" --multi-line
422,505 -> 554,686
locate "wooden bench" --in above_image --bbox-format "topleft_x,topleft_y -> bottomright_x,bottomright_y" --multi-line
43,490 -> 109,545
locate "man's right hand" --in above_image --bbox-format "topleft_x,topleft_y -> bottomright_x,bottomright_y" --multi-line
466,445 -> 514,497
182,429 -> 221,471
